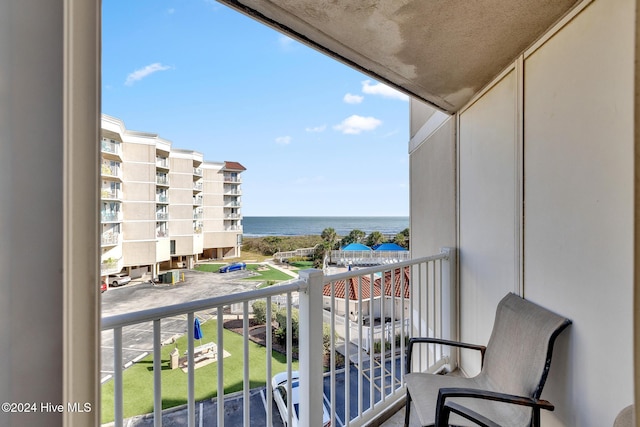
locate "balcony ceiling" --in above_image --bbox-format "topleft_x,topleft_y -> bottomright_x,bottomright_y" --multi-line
219,0 -> 580,113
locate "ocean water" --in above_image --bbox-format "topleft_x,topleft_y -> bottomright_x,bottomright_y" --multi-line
242,216 -> 409,237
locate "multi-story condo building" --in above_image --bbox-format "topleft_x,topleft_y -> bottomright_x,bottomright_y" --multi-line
100,115 -> 245,282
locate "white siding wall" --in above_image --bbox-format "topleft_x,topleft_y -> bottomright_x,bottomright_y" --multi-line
458,70 -> 519,376
523,0 -> 634,424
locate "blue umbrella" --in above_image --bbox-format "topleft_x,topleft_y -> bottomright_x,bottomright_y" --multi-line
194,318 -> 203,345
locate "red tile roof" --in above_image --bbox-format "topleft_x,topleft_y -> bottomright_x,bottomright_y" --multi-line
376,267 -> 411,298
323,276 -> 381,300
223,161 -> 246,171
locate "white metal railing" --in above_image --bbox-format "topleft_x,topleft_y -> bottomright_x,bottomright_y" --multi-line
101,248 -> 456,427
330,250 -> 411,266
274,246 -> 318,261
156,157 -> 170,169
102,138 -> 122,157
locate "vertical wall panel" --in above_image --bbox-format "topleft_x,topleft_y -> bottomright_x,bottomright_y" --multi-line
458,71 -> 518,376
524,0 -> 634,425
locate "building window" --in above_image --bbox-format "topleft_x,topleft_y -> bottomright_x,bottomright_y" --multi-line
170,239 -> 176,255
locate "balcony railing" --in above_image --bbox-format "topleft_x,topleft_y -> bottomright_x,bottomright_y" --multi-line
193,182 -> 203,192
100,257 -> 123,275
224,225 -> 242,231
330,250 -> 412,266
224,202 -> 241,208
101,211 -> 122,223
101,232 -> 120,246
101,188 -> 122,200
156,194 -> 169,204
101,139 -> 122,157
193,197 -> 203,206
101,163 -> 122,179
156,229 -> 169,238
223,174 -> 241,183
101,249 -> 456,427
156,176 -> 170,186
156,157 -> 170,169
193,167 -> 203,176
156,212 -> 169,221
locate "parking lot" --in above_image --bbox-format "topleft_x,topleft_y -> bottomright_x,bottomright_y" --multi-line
101,268 -> 265,381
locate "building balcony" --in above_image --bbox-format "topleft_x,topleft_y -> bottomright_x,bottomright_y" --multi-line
100,257 -> 123,276
156,229 -> 169,238
224,202 -> 241,208
156,157 -> 170,170
224,213 -> 241,220
101,164 -> 122,180
101,139 -> 122,160
156,176 -> 170,187
101,211 -> 122,223
156,212 -> 169,221
223,188 -> 241,196
223,174 -> 241,183
223,225 -> 243,231
101,232 -> 120,247
193,182 -> 203,192
156,194 -> 169,204
193,197 -> 203,206
193,167 -> 203,177
193,212 -> 203,220
101,188 -> 122,200
101,250 -> 455,427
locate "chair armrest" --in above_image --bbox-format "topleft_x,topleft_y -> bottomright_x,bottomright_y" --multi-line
435,387 -> 555,427
406,337 -> 486,373
437,401 -> 502,427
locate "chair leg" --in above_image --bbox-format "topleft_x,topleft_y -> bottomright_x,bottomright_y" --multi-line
404,391 -> 412,427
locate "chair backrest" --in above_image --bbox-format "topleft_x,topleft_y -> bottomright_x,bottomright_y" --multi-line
479,293 -> 571,399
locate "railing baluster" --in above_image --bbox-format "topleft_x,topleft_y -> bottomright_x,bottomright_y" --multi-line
368,272 -> 374,411
217,307 -> 225,427
114,326 -> 123,427
243,301 -> 250,427
265,297 -> 272,427
187,312 -> 195,427
153,320 -> 162,427
286,293 -> 293,427
357,274 -> 363,419
330,280 -> 336,427
344,279 -> 350,426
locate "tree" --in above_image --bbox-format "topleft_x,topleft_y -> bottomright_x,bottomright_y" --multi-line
366,231 -> 385,247
321,227 -> 337,247
341,229 -> 366,246
394,228 -> 410,249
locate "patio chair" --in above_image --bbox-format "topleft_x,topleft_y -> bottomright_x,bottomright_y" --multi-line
404,293 -> 571,427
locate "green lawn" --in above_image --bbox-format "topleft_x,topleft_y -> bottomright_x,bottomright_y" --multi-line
288,260 -> 314,272
101,319 -> 298,424
194,263 -> 293,282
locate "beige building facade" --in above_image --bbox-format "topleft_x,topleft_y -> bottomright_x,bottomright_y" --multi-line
100,115 -> 244,282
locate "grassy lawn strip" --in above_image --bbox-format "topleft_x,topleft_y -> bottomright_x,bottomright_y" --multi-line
194,264 -> 226,273
101,319 -> 298,424
194,263 -> 293,282
243,264 -> 293,282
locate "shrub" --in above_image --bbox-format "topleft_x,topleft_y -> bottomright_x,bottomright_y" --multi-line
252,300 -> 278,324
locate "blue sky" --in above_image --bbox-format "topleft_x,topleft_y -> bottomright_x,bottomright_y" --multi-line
102,0 -> 410,217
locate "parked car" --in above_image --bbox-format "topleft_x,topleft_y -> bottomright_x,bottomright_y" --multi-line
100,281 -> 107,293
218,262 -> 246,273
108,273 -> 131,287
271,371 -> 331,427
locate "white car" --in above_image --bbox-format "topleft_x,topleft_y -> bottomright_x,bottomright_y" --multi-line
108,273 -> 131,287
271,371 -> 331,427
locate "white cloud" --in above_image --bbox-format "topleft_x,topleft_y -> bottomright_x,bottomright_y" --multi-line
305,125 -> 327,133
333,115 -> 382,135
343,93 -> 364,104
361,80 -> 409,101
278,35 -> 296,51
275,136 -> 292,145
125,63 -> 171,86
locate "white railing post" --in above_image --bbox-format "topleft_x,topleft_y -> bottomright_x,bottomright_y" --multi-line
440,247 -> 458,367
298,269 -> 324,427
